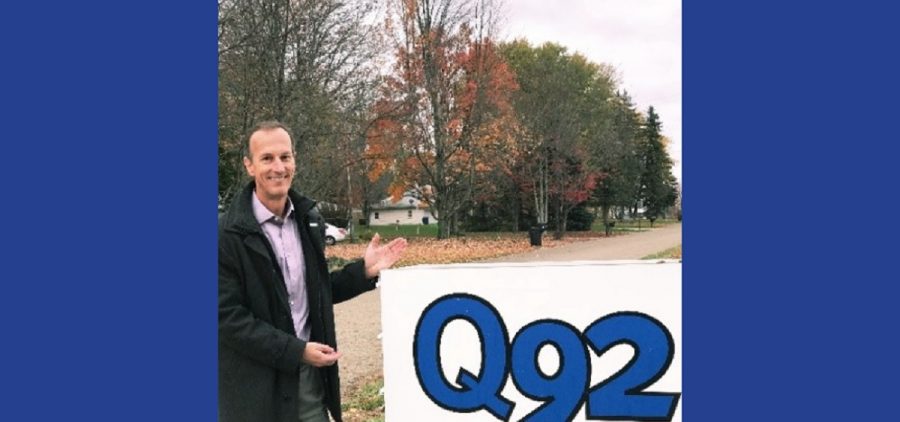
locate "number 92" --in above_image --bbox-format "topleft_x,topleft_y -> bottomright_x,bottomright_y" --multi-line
413,293 -> 681,421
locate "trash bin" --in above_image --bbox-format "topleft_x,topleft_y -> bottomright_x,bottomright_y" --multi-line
528,225 -> 545,246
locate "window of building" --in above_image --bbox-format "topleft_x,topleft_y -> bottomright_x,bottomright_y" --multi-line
408,210 -> 413,218
374,212 -> 379,219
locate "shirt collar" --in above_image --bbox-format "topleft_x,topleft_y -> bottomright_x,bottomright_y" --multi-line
251,191 -> 294,225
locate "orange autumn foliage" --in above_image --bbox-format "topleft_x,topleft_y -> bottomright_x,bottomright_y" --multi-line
325,231 -> 619,267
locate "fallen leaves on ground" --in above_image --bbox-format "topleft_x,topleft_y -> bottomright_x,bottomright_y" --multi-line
327,231 -> 620,267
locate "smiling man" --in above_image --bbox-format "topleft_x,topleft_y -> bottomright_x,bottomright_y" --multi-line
218,121 -> 407,422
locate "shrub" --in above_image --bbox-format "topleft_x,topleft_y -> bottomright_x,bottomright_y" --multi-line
566,204 -> 596,231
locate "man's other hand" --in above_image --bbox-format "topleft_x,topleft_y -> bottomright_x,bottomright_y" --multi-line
302,342 -> 342,367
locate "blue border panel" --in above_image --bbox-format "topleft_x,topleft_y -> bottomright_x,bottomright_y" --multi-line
0,1 -> 217,421
3,0 -> 900,420
686,1 -> 900,421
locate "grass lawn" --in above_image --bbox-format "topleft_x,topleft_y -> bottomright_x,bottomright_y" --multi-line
642,244 -> 682,260
342,376 -> 384,422
591,218 -> 679,232
351,218 -> 679,242
352,224 -> 439,239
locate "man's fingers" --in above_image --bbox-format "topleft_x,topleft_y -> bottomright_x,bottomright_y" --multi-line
308,347 -> 342,367
364,235 -> 406,278
304,342 -> 338,367
313,343 -> 338,357
386,238 -> 408,253
309,342 -> 334,353
319,350 -> 342,366
387,238 -> 406,247
328,351 -> 343,363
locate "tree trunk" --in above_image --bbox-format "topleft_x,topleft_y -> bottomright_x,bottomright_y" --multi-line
437,205 -> 449,239
602,204 -> 611,236
554,199 -> 564,240
448,211 -> 456,237
533,155 -> 549,225
511,192 -> 520,231
363,200 -> 370,227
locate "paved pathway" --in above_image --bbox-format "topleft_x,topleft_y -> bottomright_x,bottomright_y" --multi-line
484,223 -> 682,262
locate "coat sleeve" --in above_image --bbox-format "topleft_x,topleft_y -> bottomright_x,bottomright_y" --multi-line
329,259 -> 376,304
219,237 -> 306,374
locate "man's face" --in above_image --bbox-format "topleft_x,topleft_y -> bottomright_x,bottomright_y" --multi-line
243,128 -> 296,202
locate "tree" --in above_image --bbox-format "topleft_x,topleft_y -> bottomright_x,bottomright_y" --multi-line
589,90 -> 643,235
463,112 -> 528,232
368,0 -> 516,239
638,106 -> 678,225
500,40 -> 614,239
218,0 -> 386,207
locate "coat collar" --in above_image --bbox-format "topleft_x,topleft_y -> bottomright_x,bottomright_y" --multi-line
220,182 -> 320,316
221,181 -> 317,236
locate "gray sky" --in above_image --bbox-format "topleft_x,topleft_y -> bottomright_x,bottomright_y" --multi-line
501,0 -> 682,183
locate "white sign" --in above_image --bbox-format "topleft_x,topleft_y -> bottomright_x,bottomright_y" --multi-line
380,260 -> 682,421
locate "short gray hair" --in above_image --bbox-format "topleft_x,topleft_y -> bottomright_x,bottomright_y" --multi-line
244,120 -> 294,159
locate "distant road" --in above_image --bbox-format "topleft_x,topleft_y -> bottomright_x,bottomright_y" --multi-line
484,222 -> 682,262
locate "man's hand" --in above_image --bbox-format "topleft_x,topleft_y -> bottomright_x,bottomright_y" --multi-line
302,342 -> 342,367
364,233 -> 408,279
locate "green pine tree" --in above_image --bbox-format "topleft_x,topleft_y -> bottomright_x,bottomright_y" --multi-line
639,106 -> 678,225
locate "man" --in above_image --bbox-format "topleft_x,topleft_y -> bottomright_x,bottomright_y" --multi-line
219,121 -> 407,422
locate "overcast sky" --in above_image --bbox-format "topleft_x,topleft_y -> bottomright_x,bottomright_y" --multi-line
501,0 -> 682,183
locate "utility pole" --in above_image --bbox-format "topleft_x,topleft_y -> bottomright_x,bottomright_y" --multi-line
347,158 -> 355,242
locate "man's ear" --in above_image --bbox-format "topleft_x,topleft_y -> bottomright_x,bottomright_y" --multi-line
242,156 -> 254,177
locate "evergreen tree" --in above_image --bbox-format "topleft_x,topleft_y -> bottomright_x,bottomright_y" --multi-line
591,90 -> 643,234
639,106 -> 678,225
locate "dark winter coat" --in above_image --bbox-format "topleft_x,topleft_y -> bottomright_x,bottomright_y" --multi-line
218,182 -> 375,422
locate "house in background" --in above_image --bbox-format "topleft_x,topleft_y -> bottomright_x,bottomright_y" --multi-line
368,195 -> 436,226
